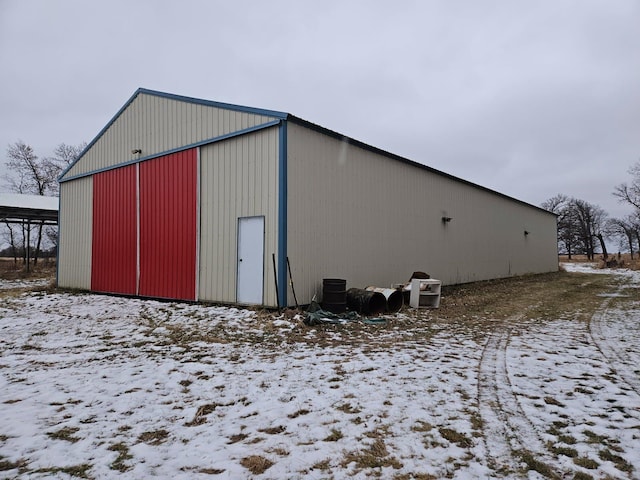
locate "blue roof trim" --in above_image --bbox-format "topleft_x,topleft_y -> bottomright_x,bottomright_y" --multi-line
59,120 -> 281,183
277,121 -> 288,307
137,88 -> 289,120
55,195 -> 61,287
58,88 -> 142,181
58,88 -> 289,182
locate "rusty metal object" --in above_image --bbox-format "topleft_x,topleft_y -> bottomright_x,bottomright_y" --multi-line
346,288 -> 386,315
365,286 -> 403,313
322,278 -> 346,313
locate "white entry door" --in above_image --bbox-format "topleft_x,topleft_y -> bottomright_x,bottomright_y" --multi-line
237,216 -> 265,304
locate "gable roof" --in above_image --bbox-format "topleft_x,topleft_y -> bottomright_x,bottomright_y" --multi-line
59,88 -> 289,181
59,88 -> 553,216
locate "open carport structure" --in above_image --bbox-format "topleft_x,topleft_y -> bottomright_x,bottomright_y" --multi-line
0,193 -> 58,271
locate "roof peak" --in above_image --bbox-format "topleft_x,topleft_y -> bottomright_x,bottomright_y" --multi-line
134,88 -> 289,120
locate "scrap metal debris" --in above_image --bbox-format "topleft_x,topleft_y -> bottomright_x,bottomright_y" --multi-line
303,301 -> 385,326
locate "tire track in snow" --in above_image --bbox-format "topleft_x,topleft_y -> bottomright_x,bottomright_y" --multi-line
477,322 -> 558,476
588,289 -> 640,396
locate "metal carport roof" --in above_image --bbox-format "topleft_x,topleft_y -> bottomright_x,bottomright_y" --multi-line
0,193 -> 58,225
0,193 -> 59,272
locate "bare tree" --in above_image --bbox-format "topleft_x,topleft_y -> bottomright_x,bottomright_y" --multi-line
1,224 -> 20,264
541,194 -> 569,214
4,141 -> 53,195
2,141 -> 85,266
542,195 -> 609,260
572,198 -> 608,260
2,142 -> 45,264
608,216 -> 638,259
623,213 -> 640,258
614,160 -> 640,211
542,194 -> 581,259
42,142 -> 86,195
631,215 -> 640,254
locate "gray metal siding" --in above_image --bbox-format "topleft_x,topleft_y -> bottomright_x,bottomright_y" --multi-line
198,127 -> 280,306
286,122 -> 557,305
63,93 -> 274,179
57,177 -> 93,289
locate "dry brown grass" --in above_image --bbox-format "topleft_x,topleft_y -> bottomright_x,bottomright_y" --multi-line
288,408 -> 310,419
323,428 -> 344,441
393,474 -> 438,480
558,254 -> 592,263
195,467 -> 225,474
0,458 -> 28,472
226,433 -> 249,444
239,455 -> 274,474
107,442 -> 133,472
341,437 -> 403,472
559,253 -> 640,270
516,450 -> 560,479
0,257 -> 56,280
137,429 -> 169,445
258,425 -> 286,435
46,426 -> 81,443
185,402 -> 236,426
435,270 -> 617,325
439,427 -> 472,448
33,463 -> 93,479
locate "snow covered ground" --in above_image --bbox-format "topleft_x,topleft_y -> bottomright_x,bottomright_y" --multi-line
1,264 -> 640,479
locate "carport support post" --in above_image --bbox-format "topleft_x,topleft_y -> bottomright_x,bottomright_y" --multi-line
26,219 -> 30,272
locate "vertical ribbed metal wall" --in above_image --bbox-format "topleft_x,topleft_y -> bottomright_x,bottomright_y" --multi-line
86,150 -> 197,301
58,177 -> 93,289
91,165 -> 137,294
63,94 -> 273,179
198,127 -> 279,305
139,149 -> 197,300
286,122 -> 558,305
59,91 -> 557,308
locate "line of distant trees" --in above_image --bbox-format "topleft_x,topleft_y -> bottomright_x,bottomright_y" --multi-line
1,141 -> 86,265
542,159 -> 640,260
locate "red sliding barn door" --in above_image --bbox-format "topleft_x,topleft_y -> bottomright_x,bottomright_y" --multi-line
139,150 -> 197,300
92,165 -> 137,295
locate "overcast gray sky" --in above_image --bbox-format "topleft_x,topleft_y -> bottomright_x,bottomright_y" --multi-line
1,0 -> 638,219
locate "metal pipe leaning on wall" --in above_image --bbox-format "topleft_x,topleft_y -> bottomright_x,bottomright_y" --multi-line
346,288 -> 386,316
365,286 -> 404,313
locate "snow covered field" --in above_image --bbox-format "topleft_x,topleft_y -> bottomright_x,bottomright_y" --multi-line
1,265 -> 640,479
